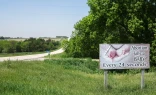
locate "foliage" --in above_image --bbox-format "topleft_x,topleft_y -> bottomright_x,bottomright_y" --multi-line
61,39 -> 69,49
46,52 -> 71,58
66,0 -> 156,65
0,38 -> 60,53
151,34 -> 156,66
45,58 -> 102,74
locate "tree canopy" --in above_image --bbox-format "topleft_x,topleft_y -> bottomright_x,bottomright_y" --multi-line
0,38 -> 60,53
65,0 -> 156,65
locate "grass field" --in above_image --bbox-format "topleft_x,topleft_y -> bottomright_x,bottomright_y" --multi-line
0,52 -> 46,57
0,59 -> 156,95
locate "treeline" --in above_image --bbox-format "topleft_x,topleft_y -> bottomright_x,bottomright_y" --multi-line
65,0 -> 156,66
0,38 -> 60,53
0,36 -> 11,39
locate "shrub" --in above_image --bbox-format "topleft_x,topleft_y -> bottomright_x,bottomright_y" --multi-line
45,58 -> 103,74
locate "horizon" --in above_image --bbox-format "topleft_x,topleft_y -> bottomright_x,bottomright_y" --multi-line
0,35 -> 69,38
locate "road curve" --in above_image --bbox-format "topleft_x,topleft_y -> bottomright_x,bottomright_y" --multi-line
0,48 -> 64,62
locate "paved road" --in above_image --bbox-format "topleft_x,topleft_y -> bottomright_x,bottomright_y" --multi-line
0,48 -> 64,62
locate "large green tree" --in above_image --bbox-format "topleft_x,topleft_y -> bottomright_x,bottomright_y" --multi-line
66,0 -> 156,65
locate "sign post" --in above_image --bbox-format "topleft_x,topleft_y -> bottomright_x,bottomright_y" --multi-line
46,50 -> 50,61
141,69 -> 145,89
99,44 -> 150,89
104,70 -> 108,88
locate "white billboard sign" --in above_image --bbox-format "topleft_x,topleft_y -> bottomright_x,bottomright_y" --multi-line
100,44 -> 150,69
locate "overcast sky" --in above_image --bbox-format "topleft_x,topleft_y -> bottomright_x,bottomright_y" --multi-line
0,0 -> 89,38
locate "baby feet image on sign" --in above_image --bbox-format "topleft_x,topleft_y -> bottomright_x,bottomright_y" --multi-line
100,44 -> 150,69
104,44 -> 130,62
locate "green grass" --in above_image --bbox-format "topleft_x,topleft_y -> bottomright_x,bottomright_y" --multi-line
0,59 -> 156,95
45,52 -> 70,58
0,52 -> 47,57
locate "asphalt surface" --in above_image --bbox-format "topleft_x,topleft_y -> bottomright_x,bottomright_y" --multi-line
0,48 -> 64,62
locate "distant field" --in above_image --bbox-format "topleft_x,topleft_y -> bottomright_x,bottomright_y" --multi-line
5,38 -> 66,41
6,38 -> 26,41
0,59 -> 156,95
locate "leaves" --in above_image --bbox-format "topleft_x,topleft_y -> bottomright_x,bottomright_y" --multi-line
0,38 -> 60,53
65,0 -> 156,65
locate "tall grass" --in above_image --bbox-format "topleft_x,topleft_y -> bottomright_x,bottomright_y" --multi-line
45,52 -> 70,58
45,58 -> 102,74
0,60 -> 156,95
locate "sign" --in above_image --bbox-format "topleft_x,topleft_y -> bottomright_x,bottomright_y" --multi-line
46,50 -> 50,54
100,44 -> 150,69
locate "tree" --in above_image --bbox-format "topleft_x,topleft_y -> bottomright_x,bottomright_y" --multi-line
151,34 -> 156,66
7,41 -> 17,53
66,0 -> 156,65
36,38 -> 46,51
21,41 -> 29,52
0,36 -> 4,40
0,45 -> 3,53
26,38 -> 36,52
16,42 -> 22,52
61,39 -> 69,49
0,38 -> 60,53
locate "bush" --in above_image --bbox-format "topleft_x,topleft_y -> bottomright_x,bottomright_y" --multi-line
45,58 -> 103,74
0,46 -> 3,53
0,38 -> 60,53
151,37 -> 156,66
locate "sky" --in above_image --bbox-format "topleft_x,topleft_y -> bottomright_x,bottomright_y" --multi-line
0,0 -> 89,38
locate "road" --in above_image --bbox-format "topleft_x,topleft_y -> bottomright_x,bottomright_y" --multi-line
0,48 -> 64,62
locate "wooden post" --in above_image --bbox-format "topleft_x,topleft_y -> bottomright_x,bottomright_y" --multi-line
141,69 -> 145,89
104,70 -> 108,88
